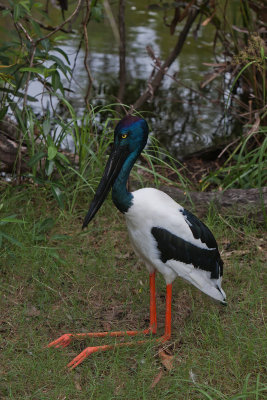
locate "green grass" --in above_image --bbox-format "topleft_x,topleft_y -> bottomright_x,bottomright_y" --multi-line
0,184 -> 266,399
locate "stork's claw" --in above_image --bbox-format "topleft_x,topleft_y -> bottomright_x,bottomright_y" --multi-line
47,333 -> 73,348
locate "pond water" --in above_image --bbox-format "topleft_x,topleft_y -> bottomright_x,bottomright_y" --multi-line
1,1 -> 240,158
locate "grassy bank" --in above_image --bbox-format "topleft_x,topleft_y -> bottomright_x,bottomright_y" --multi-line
0,184 -> 266,399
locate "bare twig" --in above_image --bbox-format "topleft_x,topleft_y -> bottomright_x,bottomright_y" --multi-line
17,21 -> 33,43
218,137 -> 240,158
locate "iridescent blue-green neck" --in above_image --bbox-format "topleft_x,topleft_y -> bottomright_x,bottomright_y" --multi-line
112,151 -> 138,213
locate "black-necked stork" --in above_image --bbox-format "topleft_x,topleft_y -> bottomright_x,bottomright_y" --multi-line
48,115 -> 226,369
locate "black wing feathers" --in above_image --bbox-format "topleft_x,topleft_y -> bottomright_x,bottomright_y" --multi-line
180,208 -> 218,249
151,227 -> 223,279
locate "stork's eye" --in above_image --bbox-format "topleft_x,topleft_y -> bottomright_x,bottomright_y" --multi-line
121,133 -> 128,139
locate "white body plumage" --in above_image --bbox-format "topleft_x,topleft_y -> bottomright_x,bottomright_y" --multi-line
125,188 -> 226,303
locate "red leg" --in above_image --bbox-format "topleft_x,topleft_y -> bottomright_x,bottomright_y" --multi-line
47,272 -> 157,349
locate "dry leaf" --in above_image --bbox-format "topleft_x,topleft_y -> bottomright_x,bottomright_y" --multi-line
150,369 -> 164,389
203,62 -> 227,67
202,10 -> 216,26
200,72 -> 220,88
159,349 -> 174,371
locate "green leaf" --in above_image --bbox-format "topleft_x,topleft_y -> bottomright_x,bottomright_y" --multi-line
49,55 -> 70,77
28,151 -> 46,167
20,67 -> 45,75
0,215 -> 24,225
20,0 -> 31,13
50,234 -> 69,241
53,35 -> 68,41
51,70 -> 60,91
53,47 -> 70,64
47,146 -> 57,161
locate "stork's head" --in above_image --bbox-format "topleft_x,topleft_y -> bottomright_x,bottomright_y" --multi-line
113,115 -> 149,153
82,115 -> 149,228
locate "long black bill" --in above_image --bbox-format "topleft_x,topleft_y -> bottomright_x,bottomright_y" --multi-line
82,144 -> 129,229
